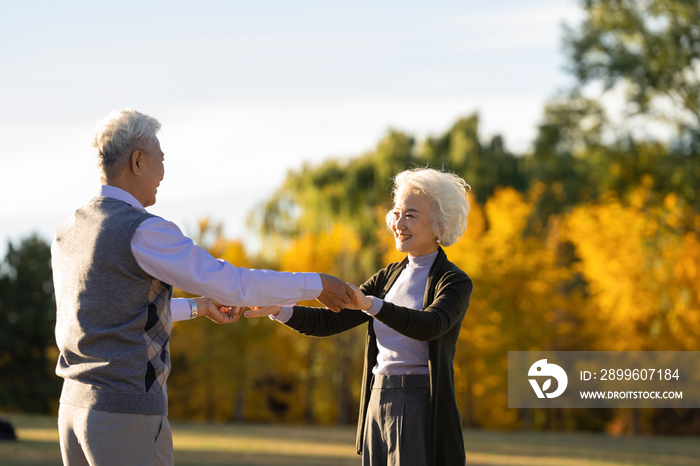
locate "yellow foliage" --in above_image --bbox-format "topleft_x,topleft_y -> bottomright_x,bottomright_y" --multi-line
274,223 -> 367,424
482,187 -> 532,251
213,239 -> 250,268
563,191 -> 700,350
281,223 -> 361,276
416,187 -> 578,429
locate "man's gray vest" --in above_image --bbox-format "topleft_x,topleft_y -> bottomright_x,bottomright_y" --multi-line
52,197 -> 173,415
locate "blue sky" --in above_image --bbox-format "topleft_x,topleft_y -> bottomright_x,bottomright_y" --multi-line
0,0 -> 583,255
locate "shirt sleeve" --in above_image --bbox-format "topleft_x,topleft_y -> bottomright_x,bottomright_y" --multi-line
171,298 -> 192,322
132,217 -> 323,307
271,306 -> 294,323
364,296 -> 384,316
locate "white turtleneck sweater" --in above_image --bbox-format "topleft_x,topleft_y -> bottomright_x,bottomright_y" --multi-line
368,250 -> 436,375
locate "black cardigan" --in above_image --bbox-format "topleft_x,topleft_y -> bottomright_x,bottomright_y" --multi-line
284,247 -> 473,466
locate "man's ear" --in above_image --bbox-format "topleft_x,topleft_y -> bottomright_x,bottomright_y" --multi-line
130,150 -> 144,175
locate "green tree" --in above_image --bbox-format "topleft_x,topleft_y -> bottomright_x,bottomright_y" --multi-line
422,114 -> 527,204
566,0 -> 700,134
520,95 -> 606,226
525,0 -> 700,220
0,235 -> 61,413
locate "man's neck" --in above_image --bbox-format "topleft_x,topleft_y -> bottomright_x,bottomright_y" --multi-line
104,178 -> 144,207
99,185 -> 145,210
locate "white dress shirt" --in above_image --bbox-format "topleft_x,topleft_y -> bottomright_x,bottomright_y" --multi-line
98,185 -> 323,321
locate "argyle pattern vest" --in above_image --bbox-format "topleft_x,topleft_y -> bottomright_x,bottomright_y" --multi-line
52,196 -> 173,415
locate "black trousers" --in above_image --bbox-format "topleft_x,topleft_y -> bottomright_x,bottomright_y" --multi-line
363,374 -> 430,466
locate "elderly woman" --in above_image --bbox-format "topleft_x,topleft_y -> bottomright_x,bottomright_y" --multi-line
246,167 -> 473,466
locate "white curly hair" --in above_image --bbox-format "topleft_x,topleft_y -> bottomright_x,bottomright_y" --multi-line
385,168 -> 470,247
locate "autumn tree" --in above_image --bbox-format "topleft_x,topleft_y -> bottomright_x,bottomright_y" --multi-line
271,224 -> 366,425
439,187 -> 594,430
564,183 -> 700,351
167,219 -> 277,422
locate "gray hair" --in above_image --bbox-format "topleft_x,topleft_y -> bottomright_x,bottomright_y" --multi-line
386,168 -> 471,247
91,108 -> 161,182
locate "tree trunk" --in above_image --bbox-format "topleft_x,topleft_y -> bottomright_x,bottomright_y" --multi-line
233,384 -> 246,423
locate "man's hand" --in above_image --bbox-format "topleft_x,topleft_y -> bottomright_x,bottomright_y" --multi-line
317,273 -> 357,313
192,297 -> 244,324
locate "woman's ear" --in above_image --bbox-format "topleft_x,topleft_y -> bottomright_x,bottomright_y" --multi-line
436,226 -> 445,244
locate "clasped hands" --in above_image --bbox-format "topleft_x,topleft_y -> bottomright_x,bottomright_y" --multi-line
189,297 -> 245,324
317,273 -> 371,312
193,273 -> 372,322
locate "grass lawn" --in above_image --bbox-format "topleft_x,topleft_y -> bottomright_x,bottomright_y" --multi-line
1,414 -> 699,466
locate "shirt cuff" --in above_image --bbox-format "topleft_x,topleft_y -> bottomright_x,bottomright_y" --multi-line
171,298 -> 193,322
364,296 -> 383,316
301,273 -> 323,301
271,306 -> 294,323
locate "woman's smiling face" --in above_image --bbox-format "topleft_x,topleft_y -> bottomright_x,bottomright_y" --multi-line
390,188 -> 438,257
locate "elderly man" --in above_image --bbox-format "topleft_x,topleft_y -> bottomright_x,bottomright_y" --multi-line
51,108 -> 356,466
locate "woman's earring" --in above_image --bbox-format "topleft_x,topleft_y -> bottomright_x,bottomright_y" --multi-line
436,239 -> 441,244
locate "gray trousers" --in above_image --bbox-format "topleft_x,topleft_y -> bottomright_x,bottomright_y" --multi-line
362,374 -> 430,466
58,403 -> 173,466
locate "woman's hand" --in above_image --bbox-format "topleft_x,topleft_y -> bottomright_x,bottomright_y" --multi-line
243,306 -> 281,318
192,297 -> 245,324
346,284 -> 372,311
